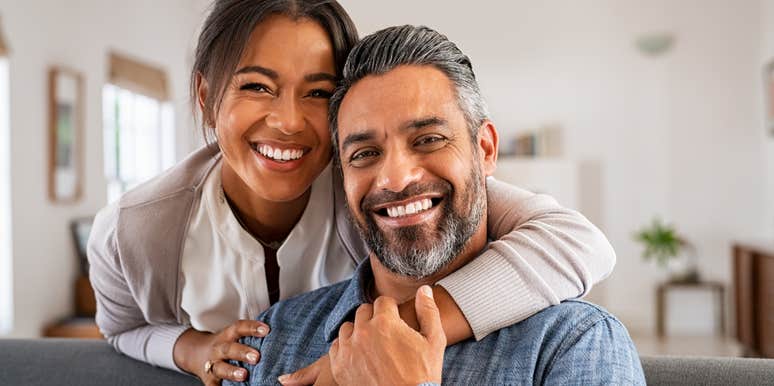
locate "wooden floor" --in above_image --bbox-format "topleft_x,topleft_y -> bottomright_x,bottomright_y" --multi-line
631,333 -> 744,357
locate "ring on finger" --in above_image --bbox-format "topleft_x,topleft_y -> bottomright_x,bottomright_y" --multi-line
204,360 -> 215,374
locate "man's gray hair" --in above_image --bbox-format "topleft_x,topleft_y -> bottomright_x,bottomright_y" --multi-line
329,25 -> 489,158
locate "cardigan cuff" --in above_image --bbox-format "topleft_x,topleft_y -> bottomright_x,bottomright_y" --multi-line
147,324 -> 191,372
436,248 -> 552,340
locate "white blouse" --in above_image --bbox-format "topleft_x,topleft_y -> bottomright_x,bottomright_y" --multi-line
180,161 -> 356,333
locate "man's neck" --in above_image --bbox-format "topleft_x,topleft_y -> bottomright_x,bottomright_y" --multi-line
370,225 -> 488,302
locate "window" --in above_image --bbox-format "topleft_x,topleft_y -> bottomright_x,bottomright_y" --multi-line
102,53 -> 174,203
0,22 -> 12,334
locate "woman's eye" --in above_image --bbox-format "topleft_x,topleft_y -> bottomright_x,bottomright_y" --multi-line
239,82 -> 272,94
308,89 -> 333,99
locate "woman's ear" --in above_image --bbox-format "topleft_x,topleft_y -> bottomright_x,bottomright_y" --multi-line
476,120 -> 498,177
196,73 -> 213,127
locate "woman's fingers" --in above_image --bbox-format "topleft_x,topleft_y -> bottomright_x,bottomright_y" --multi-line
212,360 -> 248,382
216,341 -> 261,365
224,319 -> 270,341
201,320 -> 267,384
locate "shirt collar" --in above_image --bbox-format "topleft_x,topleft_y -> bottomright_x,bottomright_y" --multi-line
324,260 -> 373,342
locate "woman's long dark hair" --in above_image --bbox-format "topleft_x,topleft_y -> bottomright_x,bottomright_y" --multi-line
190,0 -> 359,144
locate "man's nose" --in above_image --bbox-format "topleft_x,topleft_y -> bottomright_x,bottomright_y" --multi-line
374,151 -> 423,193
265,93 -> 304,136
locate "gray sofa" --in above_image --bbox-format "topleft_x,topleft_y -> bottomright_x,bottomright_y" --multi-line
1,339 -> 774,385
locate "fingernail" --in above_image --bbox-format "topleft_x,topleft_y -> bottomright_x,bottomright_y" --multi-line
256,326 -> 268,336
234,368 -> 246,379
246,352 -> 258,363
277,374 -> 290,384
421,285 -> 433,299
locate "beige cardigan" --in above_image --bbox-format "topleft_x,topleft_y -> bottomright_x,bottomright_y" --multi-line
88,145 -> 616,371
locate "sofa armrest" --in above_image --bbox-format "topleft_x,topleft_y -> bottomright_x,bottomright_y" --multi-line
640,355 -> 774,386
0,339 -> 199,386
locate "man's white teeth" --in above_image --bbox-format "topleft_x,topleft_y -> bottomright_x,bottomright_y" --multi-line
257,144 -> 304,161
385,198 -> 434,218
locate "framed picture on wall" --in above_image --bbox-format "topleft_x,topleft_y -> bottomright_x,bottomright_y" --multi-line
767,59 -> 774,136
48,67 -> 84,203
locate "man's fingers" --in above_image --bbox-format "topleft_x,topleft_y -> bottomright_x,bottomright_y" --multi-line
329,339 -> 340,362
212,360 -> 248,382
373,296 -> 400,319
278,355 -> 328,386
225,320 -> 270,341
338,322 -> 354,341
415,285 -> 445,344
354,303 -> 373,327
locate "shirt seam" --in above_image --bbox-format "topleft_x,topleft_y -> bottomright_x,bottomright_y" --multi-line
542,311 -> 611,378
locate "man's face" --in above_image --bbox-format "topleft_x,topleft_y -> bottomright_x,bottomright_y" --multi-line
336,65 -> 496,278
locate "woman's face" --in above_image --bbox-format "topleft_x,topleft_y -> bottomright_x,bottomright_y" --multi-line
215,15 -> 336,203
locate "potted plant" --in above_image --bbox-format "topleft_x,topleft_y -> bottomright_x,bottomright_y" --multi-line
634,218 -> 699,283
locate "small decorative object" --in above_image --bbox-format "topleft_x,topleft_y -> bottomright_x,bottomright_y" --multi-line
49,67 -> 84,203
501,125 -> 564,158
634,218 -> 699,283
765,59 -> 774,136
70,217 -> 93,275
635,32 -> 675,57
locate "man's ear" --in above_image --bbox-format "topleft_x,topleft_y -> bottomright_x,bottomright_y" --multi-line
196,73 -> 213,127
476,120 -> 498,176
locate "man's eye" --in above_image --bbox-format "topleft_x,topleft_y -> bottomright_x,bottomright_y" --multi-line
308,89 -> 333,99
415,135 -> 446,147
350,149 -> 380,162
239,83 -> 272,94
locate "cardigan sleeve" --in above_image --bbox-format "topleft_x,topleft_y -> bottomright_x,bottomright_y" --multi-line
87,202 -> 189,372
435,177 -> 616,340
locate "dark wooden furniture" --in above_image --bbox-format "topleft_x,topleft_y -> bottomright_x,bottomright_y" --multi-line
656,281 -> 726,338
733,241 -> 774,358
42,275 -> 101,339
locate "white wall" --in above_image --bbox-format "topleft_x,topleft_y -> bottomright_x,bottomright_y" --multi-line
340,0 -> 770,333
763,0 -> 774,237
0,0 -> 204,337
0,58 -> 11,334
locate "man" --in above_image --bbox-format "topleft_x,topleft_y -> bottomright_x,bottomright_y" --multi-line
228,25 -> 645,385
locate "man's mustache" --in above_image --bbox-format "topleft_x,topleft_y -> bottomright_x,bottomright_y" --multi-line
360,181 -> 453,213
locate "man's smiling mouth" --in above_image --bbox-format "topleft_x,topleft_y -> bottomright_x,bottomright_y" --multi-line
374,197 -> 444,218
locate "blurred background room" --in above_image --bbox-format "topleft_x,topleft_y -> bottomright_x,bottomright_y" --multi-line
1,0 -> 773,360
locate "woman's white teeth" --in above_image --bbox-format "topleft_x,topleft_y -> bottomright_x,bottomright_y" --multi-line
385,198 -> 434,218
258,145 -> 304,161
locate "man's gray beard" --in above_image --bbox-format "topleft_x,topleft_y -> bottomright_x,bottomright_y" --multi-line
357,166 -> 485,279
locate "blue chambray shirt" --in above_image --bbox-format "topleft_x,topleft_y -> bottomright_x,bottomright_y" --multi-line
226,262 -> 645,386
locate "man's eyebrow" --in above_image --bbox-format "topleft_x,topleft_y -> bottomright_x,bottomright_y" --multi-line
341,130 -> 376,153
234,65 -> 278,79
402,116 -> 447,132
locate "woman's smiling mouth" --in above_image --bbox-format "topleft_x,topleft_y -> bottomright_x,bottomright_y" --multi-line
249,142 -> 312,172
250,142 -> 309,161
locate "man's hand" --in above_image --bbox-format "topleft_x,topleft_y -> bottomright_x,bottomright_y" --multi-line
277,355 -> 337,386
328,285 -> 446,386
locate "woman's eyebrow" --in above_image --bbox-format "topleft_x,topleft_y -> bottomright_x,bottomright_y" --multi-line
234,65 -> 278,79
305,73 -> 337,83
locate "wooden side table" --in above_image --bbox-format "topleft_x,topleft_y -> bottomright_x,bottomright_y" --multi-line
656,281 -> 726,338
43,317 -> 102,339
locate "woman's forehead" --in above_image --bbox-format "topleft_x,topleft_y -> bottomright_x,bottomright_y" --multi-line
237,15 -> 335,77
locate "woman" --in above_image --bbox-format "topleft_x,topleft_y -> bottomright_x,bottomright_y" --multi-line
87,1 -> 616,385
